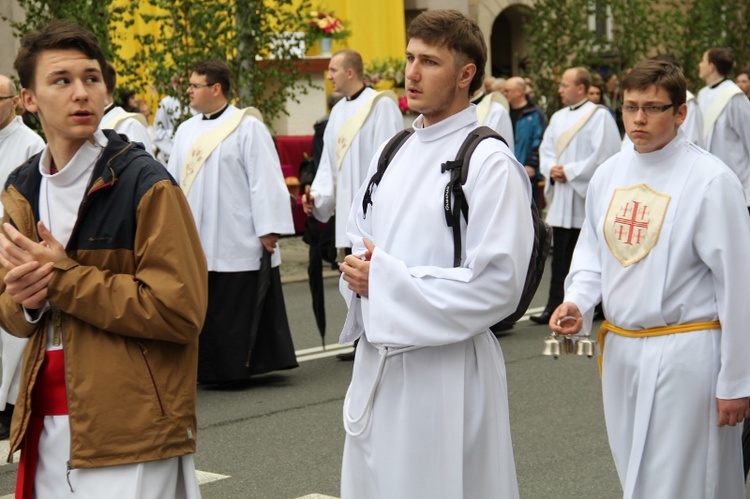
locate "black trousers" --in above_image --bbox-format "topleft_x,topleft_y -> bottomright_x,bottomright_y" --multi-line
546,227 -> 581,311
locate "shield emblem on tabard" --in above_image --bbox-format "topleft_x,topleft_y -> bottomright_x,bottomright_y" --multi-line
603,183 -> 671,267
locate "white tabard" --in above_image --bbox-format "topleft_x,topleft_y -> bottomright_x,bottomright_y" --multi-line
310,87 -> 403,248
479,101 -> 515,153
100,106 -> 154,156
0,116 -> 44,410
338,106 -> 532,498
168,105 -> 294,271
564,131 -> 750,499
540,100 -> 621,228
698,80 -> 750,205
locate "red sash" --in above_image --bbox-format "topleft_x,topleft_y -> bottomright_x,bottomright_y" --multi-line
16,349 -> 68,499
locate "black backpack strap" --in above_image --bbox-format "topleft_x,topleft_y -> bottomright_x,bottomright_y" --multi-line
443,126 -> 508,267
362,128 -> 414,218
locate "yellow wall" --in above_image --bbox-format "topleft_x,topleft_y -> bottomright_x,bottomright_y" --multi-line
316,0 -> 406,61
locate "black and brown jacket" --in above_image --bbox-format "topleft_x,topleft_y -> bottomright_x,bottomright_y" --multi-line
1,131 -> 208,469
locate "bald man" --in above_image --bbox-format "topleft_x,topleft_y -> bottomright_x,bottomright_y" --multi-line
0,74 -> 45,439
502,76 -> 547,208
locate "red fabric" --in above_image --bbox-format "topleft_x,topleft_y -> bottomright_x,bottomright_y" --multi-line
273,135 -> 314,179
16,350 -> 68,499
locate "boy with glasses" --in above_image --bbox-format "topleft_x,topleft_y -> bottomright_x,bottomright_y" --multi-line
550,59 -> 750,499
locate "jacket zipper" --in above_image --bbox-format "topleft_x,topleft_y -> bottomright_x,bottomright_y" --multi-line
138,342 -> 166,416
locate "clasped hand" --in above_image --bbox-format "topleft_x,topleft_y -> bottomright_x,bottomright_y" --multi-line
341,238 -> 374,297
0,222 -> 66,309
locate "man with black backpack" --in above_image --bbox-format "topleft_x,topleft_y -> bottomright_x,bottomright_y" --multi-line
335,9 -> 535,498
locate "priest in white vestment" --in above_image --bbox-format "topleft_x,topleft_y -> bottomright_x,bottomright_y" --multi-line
100,63 -> 154,156
550,59 -> 750,499
337,10 -> 531,498
530,67 -> 620,324
698,48 -> 750,207
168,60 -> 297,382
0,74 -> 45,441
304,49 -> 403,251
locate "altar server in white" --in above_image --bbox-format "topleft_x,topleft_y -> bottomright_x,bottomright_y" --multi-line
550,59 -> 750,499
530,66 -> 620,324
303,49 -> 402,251
471,87 -> 515,152
698,47 -> 750,207
169,60 -> 297,383
337,10 -> 532,498
100,62 -> 154,156
0,74 -> 45,441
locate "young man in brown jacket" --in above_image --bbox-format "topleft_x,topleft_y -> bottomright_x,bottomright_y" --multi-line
0,20 -> 208,498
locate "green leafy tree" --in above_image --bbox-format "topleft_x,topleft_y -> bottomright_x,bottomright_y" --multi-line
131,0 -> 315,130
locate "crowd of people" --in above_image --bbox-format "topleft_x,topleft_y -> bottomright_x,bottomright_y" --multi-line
1,8 -> 750,499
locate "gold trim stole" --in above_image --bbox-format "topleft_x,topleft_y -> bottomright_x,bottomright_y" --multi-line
103,112 -> 149,130
476,91 -> 510,124
703,83 -> 742,141
180,107 -> 263,195
336,90 -> 398,171
555,104 -> 607,160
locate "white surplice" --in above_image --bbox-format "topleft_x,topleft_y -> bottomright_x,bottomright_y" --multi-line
168,105 -> 294,272
698,79 -> 750,205
0,116 -> 44,410
540,100 -> 621,229
100,106 -> 154,156
31,130 -> 200,498
310,87 -> 403,248
480,101 -> 515,153
565,130 -> 750,499
338,106 -> 532,499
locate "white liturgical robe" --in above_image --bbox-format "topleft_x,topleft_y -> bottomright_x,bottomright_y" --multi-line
100,105 -> 154,156
168,105 -> 294,271
338,106 -> 532,498
540,100 -> 620,228
698,79 -> 750,205
0,116 -> 44,410
565,131 -> 750,499
480,101 -> 515,153
310,87 -> 403,248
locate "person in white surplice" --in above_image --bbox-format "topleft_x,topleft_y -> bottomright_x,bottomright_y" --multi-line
550,59 -> 750,499
337,9 -> 532,498
697,48 -> 750,210
0,20 -> 208,498
0,74 -> 45,441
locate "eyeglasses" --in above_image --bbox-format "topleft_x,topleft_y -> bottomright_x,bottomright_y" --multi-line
0,95 -> 16,101
622,103 -> 674,116
187,83 -> 216,90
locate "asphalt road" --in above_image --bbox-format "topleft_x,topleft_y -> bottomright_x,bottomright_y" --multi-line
5,259 -> 715,498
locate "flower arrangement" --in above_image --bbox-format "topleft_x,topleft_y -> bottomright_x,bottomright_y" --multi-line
308,11 -> 350,41
363,57 -> 406,91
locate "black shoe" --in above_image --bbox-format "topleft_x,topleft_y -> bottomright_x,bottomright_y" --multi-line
336,350 -> 355,361
0,422 -> 9,440
529,311 -> 552,325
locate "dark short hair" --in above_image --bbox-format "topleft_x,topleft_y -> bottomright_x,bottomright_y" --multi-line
407,9 -> 487,95
621,59 -> 686,110
14,19 -> 106,90
103,62 -> 117,94
651,53 -> 682,69
190,60 -> 230,97
737,68 -> 750,78
333,50 -> 364,80
706,48 -> 734,77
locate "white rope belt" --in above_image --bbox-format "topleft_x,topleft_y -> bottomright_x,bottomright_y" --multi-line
343,344 -> 422,437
